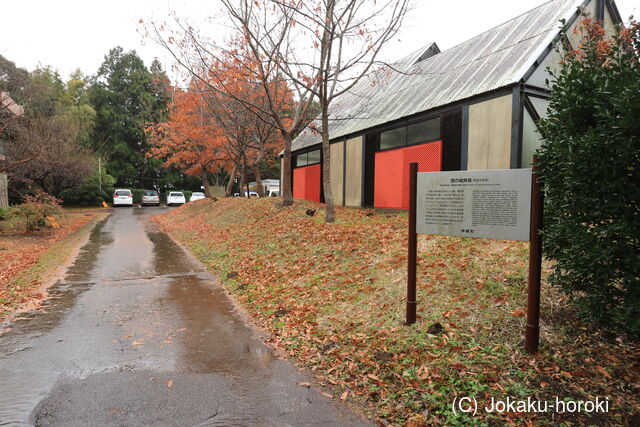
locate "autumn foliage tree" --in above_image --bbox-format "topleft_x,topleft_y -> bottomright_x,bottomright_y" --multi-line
147,86 -> 227,197
199,54 -> 290,196
145,8 -> 317,205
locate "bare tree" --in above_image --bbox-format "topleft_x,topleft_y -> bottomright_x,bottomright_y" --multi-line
5,115 -> 95,196
145,0 -> 407,217
145,5 -> 320,206
265,0 -> 409,222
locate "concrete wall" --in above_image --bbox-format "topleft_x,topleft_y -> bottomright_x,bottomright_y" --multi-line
330,140 -> 344,206
344,136 -> 363,206
467,94 -> 512,170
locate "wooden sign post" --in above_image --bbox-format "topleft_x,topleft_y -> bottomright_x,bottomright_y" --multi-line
406,162 -> 543,353
406,162 -> 418,325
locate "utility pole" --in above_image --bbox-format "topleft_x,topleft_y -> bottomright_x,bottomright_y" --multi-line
98,157 -> 102,190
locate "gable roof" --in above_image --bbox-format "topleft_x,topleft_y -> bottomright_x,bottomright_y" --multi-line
292,0 -> 585,151
0,92 -> 24,117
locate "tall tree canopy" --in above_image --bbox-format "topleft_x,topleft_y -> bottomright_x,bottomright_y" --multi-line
2,66 -> 96,199
89,47 -> 170,188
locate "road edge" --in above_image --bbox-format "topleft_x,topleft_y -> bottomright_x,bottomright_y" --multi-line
1,212 -> 110,328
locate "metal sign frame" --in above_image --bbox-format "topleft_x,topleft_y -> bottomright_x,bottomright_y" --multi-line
406,160 -> 543,353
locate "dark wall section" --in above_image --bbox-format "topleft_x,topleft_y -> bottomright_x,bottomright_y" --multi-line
441,108 -> 463,171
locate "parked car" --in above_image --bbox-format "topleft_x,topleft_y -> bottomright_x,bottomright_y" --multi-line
231,191 -> 259,198
113,189 -> 133,206
189,192 -> 205,202
266,189 -> 280,197
167,191 -> 186,206
141,190 -> 160,206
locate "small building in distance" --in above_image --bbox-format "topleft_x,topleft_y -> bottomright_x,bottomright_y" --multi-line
249,179 -> 280,196
286,0 -> 623,209
0,91 -> 25,209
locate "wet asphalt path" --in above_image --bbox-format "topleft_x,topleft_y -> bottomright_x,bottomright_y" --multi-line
0,207 -> 367,426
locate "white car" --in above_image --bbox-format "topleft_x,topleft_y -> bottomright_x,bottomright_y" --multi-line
167,191 -> 186,206
241,191 -> 260,198
189,192 -> 205,202
113,189 -> 133,206
266,189 -> 280,197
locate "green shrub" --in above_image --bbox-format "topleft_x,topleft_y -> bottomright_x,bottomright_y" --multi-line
59,170 -> 115,206
0,207 -> 9,221
537,19 -> 640,337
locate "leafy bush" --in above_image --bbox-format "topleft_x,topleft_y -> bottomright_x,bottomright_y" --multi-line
537,19 -> 640,337
59,170 -> 115,206
16,190 -> 62,231
0,208 -> 9,221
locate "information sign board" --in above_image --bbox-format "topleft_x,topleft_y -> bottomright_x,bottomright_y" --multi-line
415,169 -> 532,241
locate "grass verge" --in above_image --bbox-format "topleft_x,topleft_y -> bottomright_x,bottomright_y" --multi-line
153,198 -> 639,426
0,211 -> 109,320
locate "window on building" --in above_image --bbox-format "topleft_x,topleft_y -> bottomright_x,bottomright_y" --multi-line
529,96 -> 550,120
295,149 -> 321,167
307,149 -> 321,165
407,117 -> 440,145
521,109 -> 544,167
296,154 -> 308,167
380,127 -> 406,150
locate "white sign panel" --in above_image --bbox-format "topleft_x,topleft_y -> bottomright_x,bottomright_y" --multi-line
416,169 -> 532,241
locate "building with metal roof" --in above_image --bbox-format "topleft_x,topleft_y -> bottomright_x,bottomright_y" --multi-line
286,0 -> 623,209
0,92 -> 24,208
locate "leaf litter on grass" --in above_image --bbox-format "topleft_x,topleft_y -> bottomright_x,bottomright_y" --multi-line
153,198 -> 640,426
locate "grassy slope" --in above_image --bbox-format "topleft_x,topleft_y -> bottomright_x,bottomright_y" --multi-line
153,198 -> 639,426
0,211 -> 108,320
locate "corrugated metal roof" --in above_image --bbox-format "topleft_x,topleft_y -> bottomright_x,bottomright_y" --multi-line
292,0 -> 583,151
0,92 -> 24,116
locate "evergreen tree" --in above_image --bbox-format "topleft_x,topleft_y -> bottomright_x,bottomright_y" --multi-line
89,47 -> 170,188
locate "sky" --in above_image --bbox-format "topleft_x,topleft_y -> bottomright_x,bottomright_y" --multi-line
1,0 -> 637,83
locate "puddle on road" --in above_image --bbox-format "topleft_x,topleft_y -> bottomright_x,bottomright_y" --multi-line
0,218 -> 110,426
148,231 -> 197,276
2,209 -> 366,427
162,274 -> 274,374
0,217 -> 109,341
148,228 -> 275,374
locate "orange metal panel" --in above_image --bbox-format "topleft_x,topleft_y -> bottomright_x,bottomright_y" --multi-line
293,164 -> 322,202
305,164 -> 321,202
293,167 -> 307,200
374,141 -> 443,209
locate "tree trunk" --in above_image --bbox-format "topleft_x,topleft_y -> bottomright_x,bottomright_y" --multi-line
243,155 -> 250,197
321,102 -> 335,223
281,133 -> 293,206
253,164 -> 263,196
201,169 -> 211,198
239,157 -> 247,196
225,162 -> 238,196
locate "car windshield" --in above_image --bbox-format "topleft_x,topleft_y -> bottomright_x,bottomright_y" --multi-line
143,191 -> 157,196
115,190 -> 130,196
169,192 -> 183,197
192,192 -> 204,196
